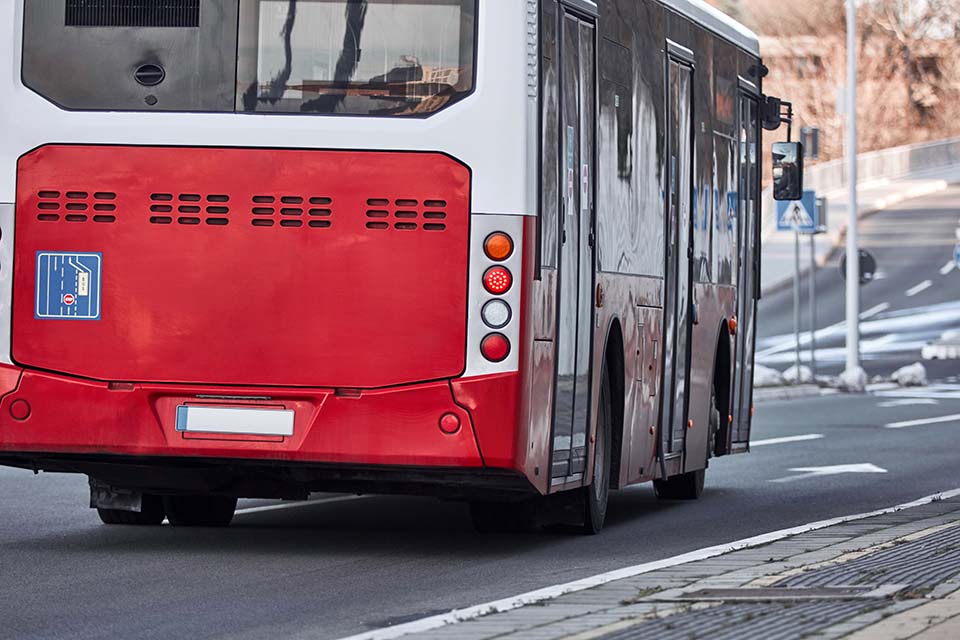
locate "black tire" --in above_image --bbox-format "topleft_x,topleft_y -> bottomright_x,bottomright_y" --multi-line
653,467 -> 705,500
582,364 -> 613,534
97,493 -> 165,526
163,495 -> 237,527
469,500 -> 538,534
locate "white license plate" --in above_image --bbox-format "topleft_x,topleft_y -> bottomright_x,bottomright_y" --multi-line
176,405 -> 294,437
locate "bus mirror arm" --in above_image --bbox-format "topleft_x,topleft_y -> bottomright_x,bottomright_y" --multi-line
761,96 -> 795,141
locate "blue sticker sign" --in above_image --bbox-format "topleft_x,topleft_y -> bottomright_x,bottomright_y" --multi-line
35,252 -> 102,320
777,190 -> 818,233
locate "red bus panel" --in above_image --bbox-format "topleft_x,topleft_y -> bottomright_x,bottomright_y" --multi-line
14,145 -> 470,388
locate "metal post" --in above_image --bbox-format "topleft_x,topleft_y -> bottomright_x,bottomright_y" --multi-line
794,230 -> 802,377
809,232 -> 817,379
845,0 -> 861,375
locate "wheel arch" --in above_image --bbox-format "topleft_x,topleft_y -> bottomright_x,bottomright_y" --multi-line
712,320 -> 733,457
602,318 -> 626,490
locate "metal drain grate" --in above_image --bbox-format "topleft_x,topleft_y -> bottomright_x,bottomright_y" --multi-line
779,524 -> 960,590
598,601 -> 876,640
675,586 -> 877,601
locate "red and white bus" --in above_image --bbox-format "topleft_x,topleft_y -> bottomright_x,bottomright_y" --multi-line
0,0 -> 795,532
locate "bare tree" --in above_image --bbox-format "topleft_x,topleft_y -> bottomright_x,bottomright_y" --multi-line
737,0 -> 960,161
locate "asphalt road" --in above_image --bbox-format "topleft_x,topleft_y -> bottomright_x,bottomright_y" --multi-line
5,386 -> 960,640
4,188 -> 960,640
757,185 -> 960,379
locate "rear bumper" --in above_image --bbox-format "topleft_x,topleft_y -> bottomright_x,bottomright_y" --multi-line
0,365 -> 487,468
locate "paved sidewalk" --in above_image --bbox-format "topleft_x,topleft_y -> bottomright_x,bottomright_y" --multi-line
358,493 -> 960,640
761,165 -> 960,294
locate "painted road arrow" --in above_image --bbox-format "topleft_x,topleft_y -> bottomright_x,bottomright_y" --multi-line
771,464 -> 888,484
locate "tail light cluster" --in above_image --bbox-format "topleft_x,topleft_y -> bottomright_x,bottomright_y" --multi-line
479,233 -> 514,362
463,215 -> 523,377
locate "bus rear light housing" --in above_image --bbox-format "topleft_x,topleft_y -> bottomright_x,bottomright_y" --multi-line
480,333 -> 510,363
483,266 -> 512,295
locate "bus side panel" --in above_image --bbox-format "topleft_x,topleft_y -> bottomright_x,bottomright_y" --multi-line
591,273 -> 666,490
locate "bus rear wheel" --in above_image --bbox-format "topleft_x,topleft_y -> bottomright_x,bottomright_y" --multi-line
97,493 -> 165,526
163,495 -> 237,527
581,364 -> 613,534
653,467 -> 705,500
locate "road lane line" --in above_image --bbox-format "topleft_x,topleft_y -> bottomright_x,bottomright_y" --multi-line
235,495 -> 365,515
885,413 -> 960,429
878,399 -> 940,408
334,488 -> 960,640
751,434 -> 824,447
860,303 -> 890,320
906,281 -> 933,297
941,261 -> 956,276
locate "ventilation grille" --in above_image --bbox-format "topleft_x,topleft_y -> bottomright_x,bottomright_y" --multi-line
365,198 -> 447,231
149,193 -> 230,225
32,190 -> 455,232
250,195 -> 333,229
36,190 -> 117,223
65,0 -> 201,28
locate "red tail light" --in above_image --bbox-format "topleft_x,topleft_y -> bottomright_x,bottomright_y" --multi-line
480,333 -> 511,362
483,266 -> 512,295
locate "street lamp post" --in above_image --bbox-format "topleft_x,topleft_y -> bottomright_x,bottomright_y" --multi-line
845,0 -> 862,384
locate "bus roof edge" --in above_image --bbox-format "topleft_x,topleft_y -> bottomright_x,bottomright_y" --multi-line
658,0 -> 761,57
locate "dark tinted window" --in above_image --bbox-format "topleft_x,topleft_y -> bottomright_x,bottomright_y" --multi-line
237,0 -> 476,117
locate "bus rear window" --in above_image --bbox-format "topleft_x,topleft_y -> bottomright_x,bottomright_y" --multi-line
237,0 -> 476,117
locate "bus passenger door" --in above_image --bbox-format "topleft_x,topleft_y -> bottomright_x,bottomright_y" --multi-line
732,92 -> 760,446
660,52 -> 695,461
551,10 -> 596,483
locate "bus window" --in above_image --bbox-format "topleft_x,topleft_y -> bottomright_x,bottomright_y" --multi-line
237,0 -> 477,116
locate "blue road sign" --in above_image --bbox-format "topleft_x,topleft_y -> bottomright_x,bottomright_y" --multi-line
777,190 -> 818,233
35,252 -> 102,320
955,243 -> 960,269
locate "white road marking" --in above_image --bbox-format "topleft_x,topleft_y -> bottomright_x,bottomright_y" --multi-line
751,434 -> 825,447
876,388 -> 960,401
878,399 -> 940,408
859,303 -> 890,320
770,463 -> 888,484
333,488 -> 960,640
941,261 -> 956,276
906,280 -> 933,297
885,413 -> 960,430
235,495 -> 365,515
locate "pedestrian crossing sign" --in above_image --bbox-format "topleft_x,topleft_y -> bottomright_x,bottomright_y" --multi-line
776,190 -> 818,233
